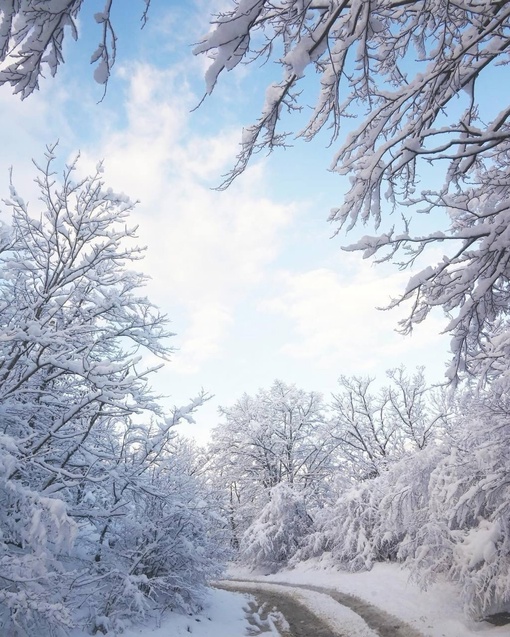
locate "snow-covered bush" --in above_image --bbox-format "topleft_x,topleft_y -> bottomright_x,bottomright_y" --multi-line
75,431 -> 230,631
422,390 -> 510,617
377,445 -> 446,565
0,433 -> 77,635
294,478 -> 397,570
241,482 -> 313,570
293,448 -> 448,577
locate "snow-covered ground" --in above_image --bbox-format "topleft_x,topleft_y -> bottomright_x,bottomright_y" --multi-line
108,561 -> 510,637
220,579 -> 380,637
118,588 -> 254,637
227,560 -> 510,637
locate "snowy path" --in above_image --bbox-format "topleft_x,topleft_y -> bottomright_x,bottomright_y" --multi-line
108,564 -> 510,637
231,585 -> 339,637
218,579 -> 423,637
227,563 -> 510,637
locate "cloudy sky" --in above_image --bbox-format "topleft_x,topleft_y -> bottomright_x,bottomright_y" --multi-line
0,1 -> 451,442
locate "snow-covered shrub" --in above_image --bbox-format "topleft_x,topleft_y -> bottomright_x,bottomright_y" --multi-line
0,434 -> 77,636
423,392 -> 510,618
60,420 -> 229,633
315,478 -> 383,571
377,445 -> 446,565
81,460 -> 230,629
241,482 -> 313,570
292,442 -> 447,573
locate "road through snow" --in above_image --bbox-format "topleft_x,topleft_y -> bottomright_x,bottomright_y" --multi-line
218,580 -> 426,637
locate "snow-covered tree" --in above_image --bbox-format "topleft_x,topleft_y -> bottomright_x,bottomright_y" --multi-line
0,147 -> 224,634
0,0 -> 153,97
241,482 -> 313,570
415,385 -> 510,618
294,379 -> 510,618
209,380 -> 336,548
213,373 -> 449,566
0,145 -> 170,495
330,367 -> 449,479
216,380 -> 333,488
196,1 -> 510,382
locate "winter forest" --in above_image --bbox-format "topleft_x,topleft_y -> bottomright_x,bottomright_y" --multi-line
1,1 -> 510,636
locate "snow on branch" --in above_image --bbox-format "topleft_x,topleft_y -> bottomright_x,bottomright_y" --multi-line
196,1 -> 510,382
0,0 -> 153,97
0,146 -> 225,633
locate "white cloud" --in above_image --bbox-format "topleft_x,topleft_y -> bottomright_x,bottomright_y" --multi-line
171,303 -> 233,375
0,82 -> 72,201
78,63 -> 294,374
260,257 -> 450,378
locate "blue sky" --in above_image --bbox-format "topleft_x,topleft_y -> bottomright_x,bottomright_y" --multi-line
0,1 -> 452,441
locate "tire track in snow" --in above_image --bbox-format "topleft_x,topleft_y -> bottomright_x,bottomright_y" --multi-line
237,589 -> 339,637
220,579 -> 426,637
217,580 -> 378,637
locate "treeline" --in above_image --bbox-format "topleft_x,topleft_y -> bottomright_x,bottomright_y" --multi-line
206,376 -> 510,620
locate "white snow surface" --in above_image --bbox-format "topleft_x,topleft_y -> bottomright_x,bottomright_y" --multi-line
74,561 -> 510,636
227,560 -> 510,637
222,580 -> 378,637
116,588 -> 253,637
